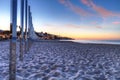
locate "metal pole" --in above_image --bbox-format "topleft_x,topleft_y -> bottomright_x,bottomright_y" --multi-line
9,0 -> 17,80
28,6 -> 31,51
29,12 -> 33,39
25,0 -> 28,53
29,12 -> 32,39
19,0 -> 24,61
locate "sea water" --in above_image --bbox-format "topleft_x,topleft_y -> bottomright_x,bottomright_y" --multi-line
62,40 -> 120,45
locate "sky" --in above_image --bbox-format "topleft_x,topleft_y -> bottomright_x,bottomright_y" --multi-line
0,0 -> 120,40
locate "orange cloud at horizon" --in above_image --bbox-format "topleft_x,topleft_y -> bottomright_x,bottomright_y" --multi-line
59,32 -> 120,40
35,24 -> 120,40
73,33 -> 120,40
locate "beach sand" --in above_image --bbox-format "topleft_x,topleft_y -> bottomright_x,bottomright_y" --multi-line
0,41 -> 120,80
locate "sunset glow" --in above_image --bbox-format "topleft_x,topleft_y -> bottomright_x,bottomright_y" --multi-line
0,0 -> 120,40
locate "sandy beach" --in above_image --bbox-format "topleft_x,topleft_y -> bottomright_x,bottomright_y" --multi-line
0,40 -> 120,80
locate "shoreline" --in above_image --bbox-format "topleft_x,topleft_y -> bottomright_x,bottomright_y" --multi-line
60,39 -> 120,45
0,39 -> 120,46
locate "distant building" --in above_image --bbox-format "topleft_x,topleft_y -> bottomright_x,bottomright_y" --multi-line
0,31 -> 11,40
0,34 -> 5,39
36,32 -> 72,40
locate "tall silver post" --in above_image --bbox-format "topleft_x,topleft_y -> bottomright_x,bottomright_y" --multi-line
30,12 -> 32,35
20,0 -> 24,61
28,6 -> 31,51
25,0 -> 28,53
29,12 -> 33,39
30,12 -> 33,47
29,12 -> 32,38
9,0 -> 17,80
28,6 -> 30,37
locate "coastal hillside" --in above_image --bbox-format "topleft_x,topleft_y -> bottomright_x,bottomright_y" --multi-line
0,30 -> 72,40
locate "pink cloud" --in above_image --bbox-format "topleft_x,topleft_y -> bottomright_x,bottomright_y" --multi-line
96,26 -> 102,28
65,24 -> 102,29
59,0 -> 91,16
45,23 -> 102,29
65,24 -> 80,28
81,0 -> 91,7
59,0 -> 66,4
80,0 -> 120,18
59,0 -> 68,6
91,21 -> 97,25
112,21 -> 120,25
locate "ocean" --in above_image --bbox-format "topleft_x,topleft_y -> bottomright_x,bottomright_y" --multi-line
61,40 -> 120,45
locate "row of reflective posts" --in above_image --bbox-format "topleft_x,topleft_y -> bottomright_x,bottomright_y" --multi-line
10,0 -> 33,80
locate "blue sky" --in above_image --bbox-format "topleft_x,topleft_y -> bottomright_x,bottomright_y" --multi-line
0,0 -> 120,40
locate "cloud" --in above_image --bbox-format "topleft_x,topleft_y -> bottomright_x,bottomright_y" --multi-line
91,21 -> 97,25
59,0 -> 68,6
80,0 -> 120,18
59,0 -> 66,4
81,0 -> 91,7
66,24 -> 102,29
90,21 -> 102,28
45,23 -> 102,29
96,26 -> 102,28
65,24 -> 102,29
65,24 -> 81,28
58,0 -> 91,16
112,21 -> 120,25
45,24 -> 80,28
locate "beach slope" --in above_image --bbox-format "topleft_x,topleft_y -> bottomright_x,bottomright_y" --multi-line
0,41 -> 120,80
